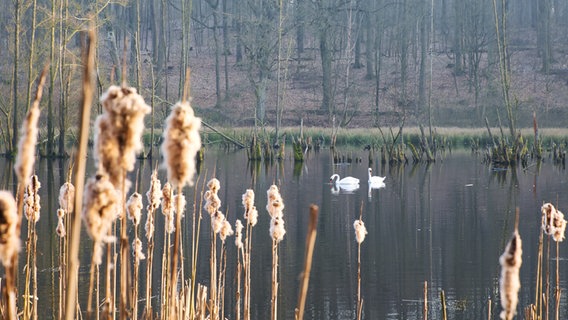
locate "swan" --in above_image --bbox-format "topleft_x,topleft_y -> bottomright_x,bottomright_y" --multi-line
368,168 -> 386,185
329,174 -> 360,185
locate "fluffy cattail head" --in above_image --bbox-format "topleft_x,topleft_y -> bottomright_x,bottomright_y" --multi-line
204,190 -> 221,215
541,203 -> 567,241
132,238 -> 146,261
127,192 -> 143,226
56,217 -> 66,238
207,178 -> 220,193
266,185 -> 284,218
212,211 -> 226,234
220,220 -> 234,242
95,85 -> 151,189
0,191 -> 20,267
146,170 -> 162,212
15,102 -> 41,185
162,182 -> 173,217
59,182 -> 75,213
499,230 -> 522,320
245,206 -> 258,227
83,173 -> 119,264
270,215 -> 286,242
353,219 -> 368,244
161,100 -> 202,188
242,189 -> 255,211
235,219 -> 244,249
24,175 -> 41,223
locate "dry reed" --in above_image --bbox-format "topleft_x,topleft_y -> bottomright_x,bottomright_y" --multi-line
242,189 -> 258,320
0,191 -> 20,318
267,185 -> 286,320
204,178 -> 222,320
541,203 -> 566,320
353,213 -> 367,320
23,175 -> 41,320
127,192 -> 144,320
144,170 -> 162,318
295,204 -> 319,320
499,228 -> 522,320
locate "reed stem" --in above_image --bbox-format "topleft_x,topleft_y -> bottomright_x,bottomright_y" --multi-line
65,29 -> 95,320
295,205 -> 318,320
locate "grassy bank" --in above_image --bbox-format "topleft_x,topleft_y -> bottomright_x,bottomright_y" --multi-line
201,126 -> 568,150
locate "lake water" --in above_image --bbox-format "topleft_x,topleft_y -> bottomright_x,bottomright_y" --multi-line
7,147 -> 568,319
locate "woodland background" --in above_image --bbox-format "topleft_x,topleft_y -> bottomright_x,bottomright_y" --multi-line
1,0 -> 568,156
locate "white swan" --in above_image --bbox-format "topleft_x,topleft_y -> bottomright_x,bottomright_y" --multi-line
368,168 -> 386,185
329,174 -> 360,185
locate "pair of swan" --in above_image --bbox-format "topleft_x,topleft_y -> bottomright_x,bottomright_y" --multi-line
329,168 -> 386,187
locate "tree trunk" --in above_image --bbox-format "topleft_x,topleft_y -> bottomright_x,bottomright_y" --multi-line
48,0 -> 56,157
12,0 -> 21,154
320,29 -> 333,114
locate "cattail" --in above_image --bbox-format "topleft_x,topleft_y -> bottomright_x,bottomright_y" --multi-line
269,215 -> 286,243
24,175 -> 41,222
246,206 -> 258,227
145,170 -> 162,240
162,182 -> 175,234
56,211 -> 66,238
499,230 -> 522,320
132,238 -> 146,261
205,178 -> 222,217
235,219 -> 244,249
266,185 -> 284,218
353,220 -> 368,244
541,203 -> 567,242
207,178 -> 220,194
212,211 -> 226,234
161,100 -> 202,188
95,85 -> 151,188
174,193 -> 186,218
59,182 -> 75,214
127,192 -> 143,226
82,173 -> 119,265
242,189 -> 254,212
0,191 -> 20,267
14,99 -> 41,184
220,219 -> 234,242
146,170 -> 162,212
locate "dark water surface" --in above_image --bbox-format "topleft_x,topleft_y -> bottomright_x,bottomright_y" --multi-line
8,148 -> 568,319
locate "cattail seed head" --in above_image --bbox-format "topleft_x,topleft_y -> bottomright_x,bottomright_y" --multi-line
220,219 -> 234,242
207,178 -> 220,193
242,189 -> 255,212
541,203 -> 567,242
15,102 -> 40,185
0,191 -> 20,267
132,238 -> 146,261
161,100 -> 202,188
499,230 -> 522,320
58,182 -> 75,213
212,211 -> 226,234
146,170 -> 162,212
24,175 -> 41,223
204,190 -> 221,215
235,219 -> 244,249
266,185 -> 284,219
56,218 -> 66,238
353,219 -> 368,244
83,173 -> 119,265
127,192 -> 143,226
95,85 -> 151,189
270,215 -> 286,242
246,206 -> 258,227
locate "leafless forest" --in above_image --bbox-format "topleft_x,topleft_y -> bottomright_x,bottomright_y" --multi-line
1,0 -> 568,156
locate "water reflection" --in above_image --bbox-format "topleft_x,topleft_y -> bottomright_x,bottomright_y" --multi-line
3,148 -> 568,319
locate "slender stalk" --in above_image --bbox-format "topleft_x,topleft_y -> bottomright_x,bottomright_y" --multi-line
189,179 -> 205,319
555,241 -> 561,320
356,241 -> 362,320
487,297 -> 492,320
295,205 -> 319,320
440,290 -> 447,320
423,281 -> 428,320
271,240 -> 279,320
65,30 -> 95,320
170,185 -> 184,317
536,228 -> 544,318
120,172 -> 129,320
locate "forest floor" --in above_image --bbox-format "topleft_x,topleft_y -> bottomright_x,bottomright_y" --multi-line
180,32 -> 568,131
